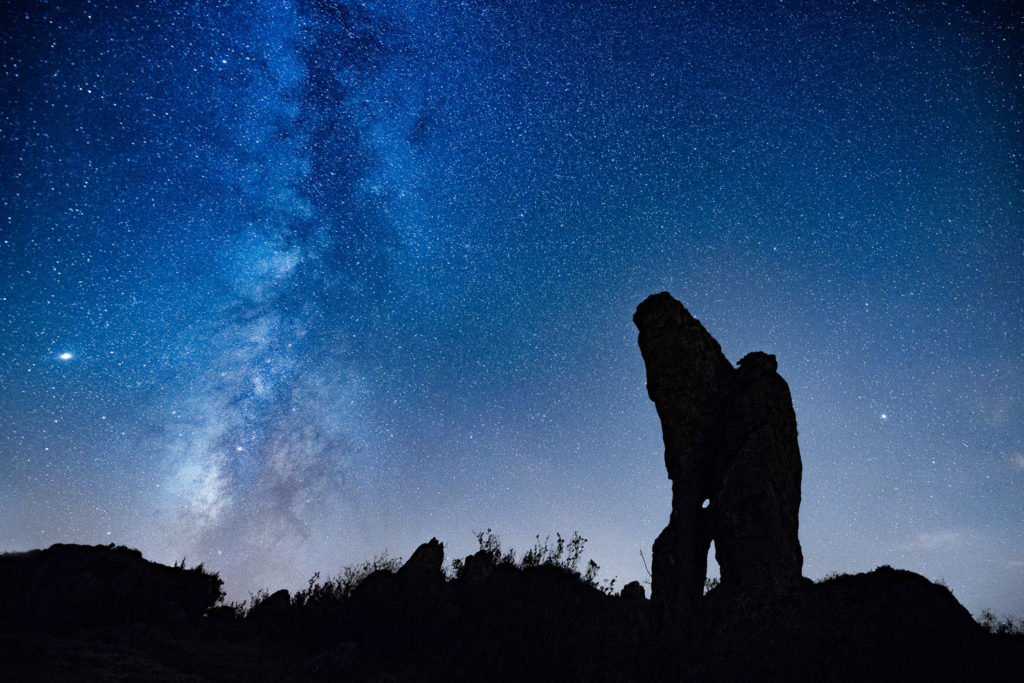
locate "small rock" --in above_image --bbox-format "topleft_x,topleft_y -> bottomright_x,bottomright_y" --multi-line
248,589 -> 291,619
620,581 -> 646,600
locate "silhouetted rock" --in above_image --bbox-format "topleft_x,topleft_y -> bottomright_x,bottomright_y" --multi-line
461,548 -> 497,583
396,537 -> 446,608
0,543 -> 222,632
716,350 -> 803,597
700,566 -> 1012,682
633,293 -> 729,621
397,538 -> 444,587
634,293 -> 802,621
621,580 -> 646,600
249,588 -> 291,619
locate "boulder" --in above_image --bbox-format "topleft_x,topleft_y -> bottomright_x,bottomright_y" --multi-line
248,589 -> 291,619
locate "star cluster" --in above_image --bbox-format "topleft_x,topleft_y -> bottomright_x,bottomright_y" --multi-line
1,1 -> 1021,616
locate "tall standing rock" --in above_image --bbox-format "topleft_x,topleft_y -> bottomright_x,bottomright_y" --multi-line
716,351 -> 803,597
634,293 -> 802,621
634,293 -> 733,621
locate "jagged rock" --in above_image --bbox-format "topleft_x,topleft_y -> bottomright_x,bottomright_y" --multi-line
397,538 -> 444,581
345,539 -> 446,638
396,538 -> 445,597
460,549 -> 497,583
634,293 -> 802,619
621,581 -> 646,600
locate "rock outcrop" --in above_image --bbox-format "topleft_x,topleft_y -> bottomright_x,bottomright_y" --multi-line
249,588 -> 291,619
397,537 -> 444,583
634,292 -> 802,620
0,543 -> 223,631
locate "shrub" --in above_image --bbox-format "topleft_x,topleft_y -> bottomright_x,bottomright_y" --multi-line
244,588 -> 271,616
291,552 -> 403,608
977,609 -> 1024,635
173,555 -> 226,606
451,529 -> 605,589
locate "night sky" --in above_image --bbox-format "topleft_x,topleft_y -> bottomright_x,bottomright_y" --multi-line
2,1 -> 1021,616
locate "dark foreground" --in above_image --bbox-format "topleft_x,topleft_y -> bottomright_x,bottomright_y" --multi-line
1,542 -> 1020,682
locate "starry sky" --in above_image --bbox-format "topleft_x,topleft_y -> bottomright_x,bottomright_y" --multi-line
1,0 -> 1021,615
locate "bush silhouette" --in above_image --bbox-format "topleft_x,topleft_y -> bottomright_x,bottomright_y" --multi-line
292,551 -> 403,609
978,609 -> 1024,635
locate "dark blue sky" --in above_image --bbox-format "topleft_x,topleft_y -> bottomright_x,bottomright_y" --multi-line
2,0 -> 1021,615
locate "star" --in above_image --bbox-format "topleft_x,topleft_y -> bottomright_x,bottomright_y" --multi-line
0,0 -> 1018,620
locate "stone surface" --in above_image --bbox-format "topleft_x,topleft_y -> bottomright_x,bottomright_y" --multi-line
634,292 -> 803,619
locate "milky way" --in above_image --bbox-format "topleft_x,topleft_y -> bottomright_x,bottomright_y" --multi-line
1,1 -> 1021,616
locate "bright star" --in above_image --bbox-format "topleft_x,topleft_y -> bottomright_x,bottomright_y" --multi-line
880,413 -> 888,420
59,352 -> 73,360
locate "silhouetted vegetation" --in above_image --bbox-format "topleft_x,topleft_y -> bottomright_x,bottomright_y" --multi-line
979,609 -> 1024,635
449,529 -> 606,589
2,541 -> 1023,682
292,551 -> 403,609
173,554 -> 227,605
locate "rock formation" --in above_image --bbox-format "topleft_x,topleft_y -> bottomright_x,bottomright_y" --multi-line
397,537 -> 444,581
634,292 -> 802,620
0,543 -> 223,631
249,588 -> 291,619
